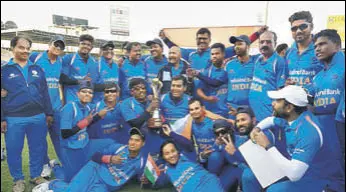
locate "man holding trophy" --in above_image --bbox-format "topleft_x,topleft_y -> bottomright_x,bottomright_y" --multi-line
119,78 -> 166,160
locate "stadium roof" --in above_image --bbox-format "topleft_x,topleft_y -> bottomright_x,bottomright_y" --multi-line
1,28 -> 129,48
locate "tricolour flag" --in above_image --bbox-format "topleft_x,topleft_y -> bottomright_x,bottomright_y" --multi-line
144,154 -> 161,184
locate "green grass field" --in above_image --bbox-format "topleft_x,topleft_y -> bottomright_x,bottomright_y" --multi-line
1,134 -> 172,192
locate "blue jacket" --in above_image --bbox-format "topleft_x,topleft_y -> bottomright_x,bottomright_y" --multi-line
1,59 -> 53,121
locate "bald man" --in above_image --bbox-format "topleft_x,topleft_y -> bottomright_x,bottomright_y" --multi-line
157,46 -> 193,95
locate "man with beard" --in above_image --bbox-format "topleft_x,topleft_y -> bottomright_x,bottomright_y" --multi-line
120,42 -> 148,100
144,38 -> 169,86
157,46 -> 192,95
248,31 -> 288,122
1,36 -> 53,191
33,128 -> 146,192
285,11 -> 323,86
195,43 -> 229,117
226,35 -> 260,119
244,85 -> 344,192
60,34 -> 100,104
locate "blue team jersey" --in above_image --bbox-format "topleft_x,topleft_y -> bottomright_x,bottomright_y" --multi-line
144,55 -> 168,85
93,56 -> 121,103
226,55 -> 259,109
60,100 -> 93,149
164,154 -> 218,192
284,111 -> 342,183
62,53 -> 99,103
96,144 -> 145,191
192,117 -> 216,154
87,101 -> 127,143
306,51 -> 345,115
160,93 -> 190,125
30,51 -> 63,112
249,53 -> 288,121
197,65 -> 228,117
336,90 -> 345,123
120,59 -> 147,100
285,42 -> 323,86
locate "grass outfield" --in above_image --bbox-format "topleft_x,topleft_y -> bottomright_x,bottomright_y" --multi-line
1,134 -> 172,192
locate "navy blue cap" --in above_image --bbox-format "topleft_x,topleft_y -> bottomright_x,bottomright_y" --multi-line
213,119 -> 233,132
236,106 -> 255,118
50,35 -> 65,49
101,41 -> 115,49
79,80 -> 94,91
130,127 -> 145,141
229,35 -> 251,45
146,38 -> 163,47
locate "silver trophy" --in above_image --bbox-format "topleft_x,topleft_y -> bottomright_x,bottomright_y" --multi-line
148,78 -> 163,129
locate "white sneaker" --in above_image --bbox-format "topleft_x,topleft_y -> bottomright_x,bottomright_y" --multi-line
49,159 -> 60,168
31,182 -> 49,192
41,164 -> 52,178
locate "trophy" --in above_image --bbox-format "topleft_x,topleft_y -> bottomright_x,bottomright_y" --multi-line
148,78 -> 163,129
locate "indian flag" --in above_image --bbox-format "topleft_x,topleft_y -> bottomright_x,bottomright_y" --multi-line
144,154 -> 161,184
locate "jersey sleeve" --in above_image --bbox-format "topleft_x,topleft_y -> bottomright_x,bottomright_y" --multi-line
60,104 -> 74,130
275,57 -> 288,89
62,54 -> 72,76
120,100 -> 139,121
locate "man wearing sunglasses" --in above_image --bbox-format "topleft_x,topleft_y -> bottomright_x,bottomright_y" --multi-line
285,11 -> 323,86
29,35 -> 66,178
60,34 -> 100,104
87,83 -> 127,144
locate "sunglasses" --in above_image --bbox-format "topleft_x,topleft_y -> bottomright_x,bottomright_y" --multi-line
291,23 -> 310,32
214,129 -> 228,136
53,42 -> 65,51
104,89 -> 117,94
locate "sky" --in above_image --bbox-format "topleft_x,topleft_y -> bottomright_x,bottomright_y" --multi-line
1,1 -> 345,47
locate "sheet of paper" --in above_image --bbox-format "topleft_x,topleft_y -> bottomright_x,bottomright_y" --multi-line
239,140 -> 286,188
162,71 -> 172,81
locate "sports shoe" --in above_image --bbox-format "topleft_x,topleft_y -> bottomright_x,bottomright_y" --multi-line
41,163 -> 52,178
30,176 -> 48,185
32,182 -> 50,192
12,180 -> 25,192
49,159 -> 61,168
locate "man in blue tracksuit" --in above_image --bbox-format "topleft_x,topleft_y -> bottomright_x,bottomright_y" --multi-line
144,38 -> 169,86
87,83 -> 127,144
93,41 -> 124,103
119,42 -> 148,100
285,11 -> 323,86
195,43 -> 228,117
305,29 -> 345,179
248,31 -> 288,121
59,81 -> 114,182
244,85 -> 344,192
60,34 -> 100,104
33,128 -> 146,192
29,35 -> 65,177
160,75 -> 190,126
1,36 -> 53,191
226,35 -> 260,119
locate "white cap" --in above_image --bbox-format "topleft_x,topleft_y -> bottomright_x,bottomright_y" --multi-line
267,85 -> 309,107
